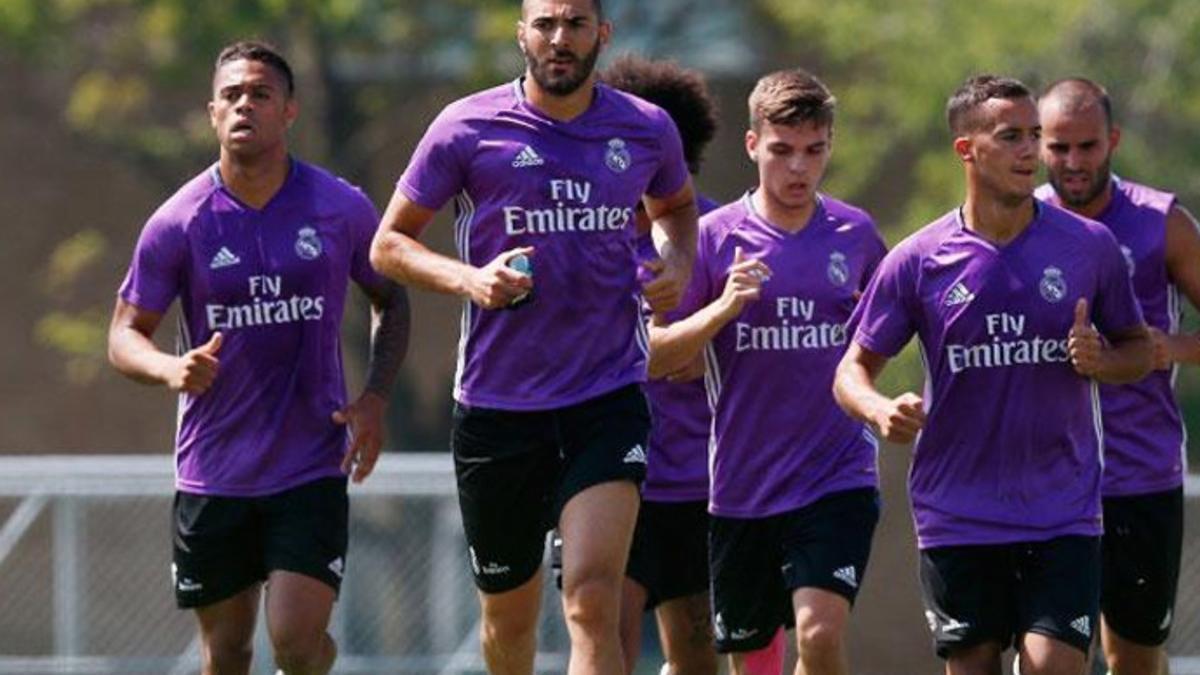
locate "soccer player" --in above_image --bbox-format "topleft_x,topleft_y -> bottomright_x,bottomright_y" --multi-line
1037,77 -> 1200,675
833,75 -> 1153,675
599,54 -> 720,675
368,0 -> 699,672
107,42 -> 409,675
650,68 -> 886,675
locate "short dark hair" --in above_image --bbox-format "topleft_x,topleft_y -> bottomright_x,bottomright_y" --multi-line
1040,77 -> 1113,129
748,68 -> 835,132
522,0 -> 604,21
946,74 -> 1032,135
601,55 -> 718,174
214,41 -> 295,96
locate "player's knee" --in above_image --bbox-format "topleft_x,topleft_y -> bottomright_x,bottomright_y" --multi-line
796,619 -> 844,659
794,604 -> 847,658
564,575 -> 621,633
271,629 -> 331,673
480,603 -> 539,646
202,638 -> 253,674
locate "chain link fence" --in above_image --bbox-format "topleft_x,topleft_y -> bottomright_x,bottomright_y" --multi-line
1,456 -> 1198,674
0,454 -> 568,674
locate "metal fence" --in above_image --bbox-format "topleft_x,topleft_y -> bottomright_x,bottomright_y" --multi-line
0,454 -> 568,675
1,455 -> 1198,674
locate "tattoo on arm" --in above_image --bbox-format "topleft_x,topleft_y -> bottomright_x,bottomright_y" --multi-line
364,280 -> 411,398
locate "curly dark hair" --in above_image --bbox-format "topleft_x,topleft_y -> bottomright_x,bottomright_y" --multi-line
601,54 -> 718,174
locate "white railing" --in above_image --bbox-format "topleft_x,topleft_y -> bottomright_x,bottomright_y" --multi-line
0,454 -> 568,675
1,456 -> 1197,674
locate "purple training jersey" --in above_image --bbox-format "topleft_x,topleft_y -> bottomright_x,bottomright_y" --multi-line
1036,178 -> 1186,496
118,160 -> 387,496
639,194 -> 720,503
851,202 -> 1145,548
397,79 -> 690,410
678,193 -> 886,518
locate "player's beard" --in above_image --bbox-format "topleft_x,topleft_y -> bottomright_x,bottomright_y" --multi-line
525,40 -> 601,97
1049,156 -> 1112,209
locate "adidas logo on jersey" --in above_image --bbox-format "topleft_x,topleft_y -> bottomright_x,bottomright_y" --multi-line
944,282 -> 975,307
623,444 -> 647,464
512,145 -> 545,168
832,565 -> 858,588
1070,615 -> 1091,637
210,246 -> 241,269
327,557 -> 344,579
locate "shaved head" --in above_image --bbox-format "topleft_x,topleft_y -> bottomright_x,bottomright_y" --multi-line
1039,77 -> 1113,129
522,0 -> 603,20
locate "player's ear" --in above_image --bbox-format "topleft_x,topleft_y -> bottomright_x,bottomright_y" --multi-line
597,19 -> 612,50
953,135 -> 973,163
745,128 -> 759,163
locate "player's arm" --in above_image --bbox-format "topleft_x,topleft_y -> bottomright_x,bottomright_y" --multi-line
107,298 -> 222,395
335,279 -> 411,483
647,246 -> 769,379
369,192 -> 532,310
833,343 -> 925,444
1157,204 -> 1200,366
641,179 -> 698,314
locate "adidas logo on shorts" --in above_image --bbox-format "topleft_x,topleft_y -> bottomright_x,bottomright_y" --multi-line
209,246 -> 241,270
328,556 -> 344,579
512,145 -> 545,168
623,444 -> 647,464
1070,615 -> 1090,637
832,565 -> 858,588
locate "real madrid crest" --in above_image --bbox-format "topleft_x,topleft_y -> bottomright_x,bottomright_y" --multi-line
295,226 -> 322,260
1038,266 -> 1067,303
827,251 -> 850,287
605,138 -> 631,173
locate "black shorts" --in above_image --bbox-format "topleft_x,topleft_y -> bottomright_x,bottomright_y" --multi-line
709,487 -> 879,653
919,535 -> 1100,658
172,476 -> 349,609
1101,487 -> 1183,646
627,499 -> 710,610
452,384 -> 650,594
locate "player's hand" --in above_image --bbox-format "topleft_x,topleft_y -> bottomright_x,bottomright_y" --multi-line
641,251 -> 690,314
1147,326 -> 1172,371
166,332 -> 222,395
871,392 -> 925,444
334,391 -> 387,483
467,247 -> 535,309
718,246 -> 771,320
1068,298 -> 1104,377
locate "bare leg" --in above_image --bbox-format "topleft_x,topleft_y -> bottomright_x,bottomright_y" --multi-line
1018,632 -> 1087,675
195,584 -> 261,675
656,592 -> 718,675
619,577 -> 648,674
560,480 -> 640,675
791,588 -> 850,675
264,571 -> 337,675
1100,615 -> 1166,675
479,569 -> 544,675
946,641 -> 1004,675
